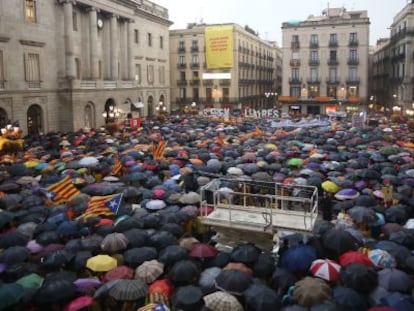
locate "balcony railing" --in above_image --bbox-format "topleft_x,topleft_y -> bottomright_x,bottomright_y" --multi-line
0,81 -> 5,89
291,41 -> 300,49
290,59 -> 301,66
328,40 -> 338,47
307,78 -> 320,84
190,78 -> 200,86
190,63 -> 200,69
191,46 -> 199,52
27,81 -> 41,89
177,79 -> 188,86
177,47 -> 185,53
346,77 -> 360,84
289,78 -> 302,84
219,79 -> 231,86
177,63 -> 187,69
349,39 -> 359,47
326,78 -> 340,85
80,80 -> 97,89
309,41 -> 319,48
309,59 -> 320,66
347,57 -> 359,65
202,80 -> 214,86
103,81 -> 117,89
328,59 -> 339,66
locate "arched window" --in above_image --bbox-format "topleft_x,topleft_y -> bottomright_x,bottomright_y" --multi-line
147,96 -> 154,117
0,108 -> 8,129
84,102 -> 95,129
27,104 -> 42,135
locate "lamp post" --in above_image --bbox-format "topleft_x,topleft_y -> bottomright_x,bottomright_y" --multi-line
155,101 -> 166,116
191,101 -> 197,115
264,92 -> 278,109
102,105 -> 120,123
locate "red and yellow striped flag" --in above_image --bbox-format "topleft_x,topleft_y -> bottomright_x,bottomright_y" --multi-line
45,175 -> 80,204
252,126 -> 262,138
110,153 -> 122,176
82,193 -> 123,220
152,140 -> 168,160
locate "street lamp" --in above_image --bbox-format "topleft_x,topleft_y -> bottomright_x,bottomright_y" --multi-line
155,101 -> 166,115
102,105 -> 120,123
191,101 -> 197,115
264,92 -> 278,109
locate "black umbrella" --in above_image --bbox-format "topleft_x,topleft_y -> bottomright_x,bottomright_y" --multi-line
0,231 -> 29,248
272,267 -> 297,295
149,231 -> 177,250
322,229 -> 360,260
340,263 -> 378,294
244,283 -> 281,311
230,243 -> 261,266
384,205 -> 409,224
36,231 -> 60,246
355,195 -> 377,207
204,251 -> 231,269
123,247 -> 157,268
69,250 -> 92,272
378,267 -> 414,293
142,213 -> 162,229
160,223 -> 183,239
35,278 -> 77,304
0,246 -> 29,264
348,206 -> 377,223
215,269 -> 253,295
252,253 -> 276,279
332,286 -> 369,311
168,260 -> 200,287
375,240 -> 412,265
114,217 -> 144,232
389,230 -> 414,249
41,249 -> 74,268
0,210 -> 15,229
312,220 -> 334,237
172,285 -> 204,311
158,245 -> 189,266
0,283 -> 25,310
123,228 -> 148,248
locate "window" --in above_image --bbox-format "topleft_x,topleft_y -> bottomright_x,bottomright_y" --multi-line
329,33 -> 337,43
75,58 -> 81,79
291,68 -> 299,80
309,85 -> 319,97
222,88 -> 229,101
160,36 -> 163,49
148,33 -> 152,47
329,68 -> 337,81
206,88 -> 212,100
179,71 -> 186,81
310,50 -> 318,61
159,66 -> 165,84
191,55 -> 199,65
348,86 -> 357,96
310,34 -> 318,44
0,50 -> 4,86
350,49 -> 358,60
72,11 -> 78,31
134,30 -> 139,44
193,88 -> 199,100
292,35 -> 299,43
349,67 -> 358,80
135,64 -> 141,84
24,52 -> 40,82
327,86 -> 337,98
25,0 -> 36,23
330,50 -> 337,61
179,88 -> 186,99
179,55 -> 185,65
310,68 -> 318,81
290,87 -> 300,97
179,41 -> 185,51
350,32 -> 357,42
147,64 -> 154,83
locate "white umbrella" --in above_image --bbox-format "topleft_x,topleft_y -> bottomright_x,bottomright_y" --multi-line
78,156 -> 99,167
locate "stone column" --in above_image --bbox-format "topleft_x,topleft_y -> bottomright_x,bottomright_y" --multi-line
110,14 -> 118,80
89,7 -> 99,79
62,0 -> 76,79
127,19 -> 135,80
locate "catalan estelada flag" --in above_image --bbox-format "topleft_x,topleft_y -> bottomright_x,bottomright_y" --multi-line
110,153 -> 122,176
152,140 -> 168,160
82,193 -> 123,220
252,126 -> 262,137
45,175 -> 80,204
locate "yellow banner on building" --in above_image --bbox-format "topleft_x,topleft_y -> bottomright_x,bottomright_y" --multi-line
205,25 -> 234,69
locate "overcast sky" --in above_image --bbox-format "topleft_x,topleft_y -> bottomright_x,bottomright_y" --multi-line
155,0 -> 408,46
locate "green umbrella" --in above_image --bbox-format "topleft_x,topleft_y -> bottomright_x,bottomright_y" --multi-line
287,158 -> 304,167
0,283 -> 25,310
16,273 -> 44,290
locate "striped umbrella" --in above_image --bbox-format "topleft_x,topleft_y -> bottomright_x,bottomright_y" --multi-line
108,279 -> 148,301
310,259 -> 341,282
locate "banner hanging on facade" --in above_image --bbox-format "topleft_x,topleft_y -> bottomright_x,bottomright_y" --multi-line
205,25 -> 234,69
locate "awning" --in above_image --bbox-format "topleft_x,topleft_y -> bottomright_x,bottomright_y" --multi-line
133,102 -> 144,108
348,96 -> 363,103
315,96 -> 331,102
279,96 -> 297,102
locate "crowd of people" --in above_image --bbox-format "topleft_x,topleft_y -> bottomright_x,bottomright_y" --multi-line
0,114 -> 413,311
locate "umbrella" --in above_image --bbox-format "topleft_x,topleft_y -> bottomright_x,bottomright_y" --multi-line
281,245 -> 317,273
158,245 -> 189,266
378,268 -> 414,293
0,245 -> 29,264
253,253 -> 276,279
368,249 -> 397,268
348,206 -> 377,223
168,260 -> 200,287
340,263 -> 378,294
244,283 -> 281,311
0,231 -> 29,248
321,181 -> 340,193
287,158 -> 304,167
309,258 -> 341,282
123,228 -> 148,248
333,286 -> 369,311
35,278 -> 77,304
230,243 -> 261,266
381,292 -> 414,310
189,243 -> 218,259
0,283 -> 25,310
93,279 -> 122,298
339,250 -> 374,267
86,254 -> 117,272
322,229 -> 360,259
108,279 -> 148,301
15,273 -> 44,290
198,267 -> 222,294
124,247 -> 158,268
100,232 -> 129,253
102,265 -> 134,283
146,199 -> 167,211
78,156 -> 99,167
292,277 -> 332,308
215,269 -> 253,295
149,279 -> 175,299
203,291 -> 244,311
73,278 -> 102,290
63,296 -> 94,311
179,192 -> 201,205
374,240 -> 412,265
149,231 -> 177,250
224,262 -> 253,276
335,188 -> 360,200
172,285 -> 203,311
135,260 -> 164,284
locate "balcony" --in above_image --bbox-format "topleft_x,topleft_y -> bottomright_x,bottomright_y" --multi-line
289,77 -> 302,85
27,81 -> 41,89
190,63 -> 200,69
326,78 -> 340,85
291,41 -> 300,49
219,79 -> 231,86
307,78 -> 320,85
177,63 -> 187,69
177,47 -> 186,53
348,39 -> 359,47
290,59 -> 301,66
191,46 -> 199,52
309,41 -> 319,48
202,79 -> 214,86
0,81 -> 4,89
347,57 -> 359,65
346,77 -> 360,84
328,59 -> 339,66
190,78 -> 200,86
177,79 -> 188,86
309,59 -> 320,66
328,40 -> 338,47
80,80 -> 97,89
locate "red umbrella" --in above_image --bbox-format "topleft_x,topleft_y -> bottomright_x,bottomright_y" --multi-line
149,279 -> 174,298
189,243 -> 218,259
102,265 -> 134,283
339,251 -> 374,267
63,295 -> 94,311
309,259 -> 341,282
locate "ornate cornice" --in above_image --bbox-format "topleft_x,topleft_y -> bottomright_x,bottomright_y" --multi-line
0,36 -> 10,42
19,40 -> 46,47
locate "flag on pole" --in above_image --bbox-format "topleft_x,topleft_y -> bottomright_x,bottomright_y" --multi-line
82,193 -> 123,220
110,153 -> 122,176
152,140 -> 168,160
45,175 -> 80,204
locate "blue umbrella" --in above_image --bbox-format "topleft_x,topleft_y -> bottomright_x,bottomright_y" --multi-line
381,292 -> 414,310
281,245 -> 317,273
333,286 -> 368,311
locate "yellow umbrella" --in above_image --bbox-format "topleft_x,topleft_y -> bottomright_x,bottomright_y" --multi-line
264,143 -> 278,150
24,160 -> 40,168
321,181 -> 340,193
86,255 -> 117,272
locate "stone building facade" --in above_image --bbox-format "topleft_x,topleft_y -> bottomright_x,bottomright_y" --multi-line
169,23 -> 282,114
280,7 -> 370,117
0,0 -> 171,135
